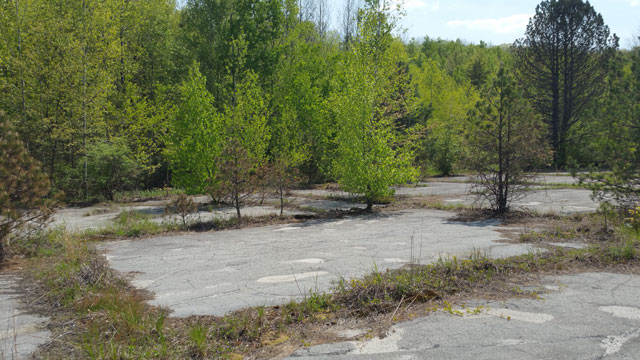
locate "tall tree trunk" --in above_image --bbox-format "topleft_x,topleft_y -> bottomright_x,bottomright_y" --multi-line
551,72 -> 561,168
0,232 -> 5,263
15,0 -> 26,126
82,0 -> 88,200
497,101 -> 504,213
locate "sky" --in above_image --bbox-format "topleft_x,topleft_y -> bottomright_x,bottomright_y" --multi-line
335,0 -> 639,48
176,0 -> 639,49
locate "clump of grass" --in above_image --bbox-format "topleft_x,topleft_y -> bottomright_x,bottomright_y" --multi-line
112,188 -> 185,203
187,213 -> 295,232
7,226 -> 67,258
423,201 -> 468,211
81,209 -> 181,240
281,291 -> 335,324
188,324 -> 208,358
11,208 -> 640,359
333,254 -> 507,315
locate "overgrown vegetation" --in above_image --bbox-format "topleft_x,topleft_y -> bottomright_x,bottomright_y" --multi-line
2,0 -> 635,208
1,0 -> 639,356
7,208 -> 638,359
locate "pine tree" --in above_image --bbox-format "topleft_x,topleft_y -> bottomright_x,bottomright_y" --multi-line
513,0 -> 618,167
0,112 -> 53,263
467,67 -> 549,213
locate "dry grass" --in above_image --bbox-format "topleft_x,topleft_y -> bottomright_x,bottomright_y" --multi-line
6,208 -> 640,359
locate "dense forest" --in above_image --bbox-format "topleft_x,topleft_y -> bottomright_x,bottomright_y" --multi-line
0,0 -> 638,206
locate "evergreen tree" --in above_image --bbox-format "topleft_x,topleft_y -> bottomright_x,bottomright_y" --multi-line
0,112 -> 53,263
513,0 -> 618,167
467,66 -> 549,213
579,40 -> 640,206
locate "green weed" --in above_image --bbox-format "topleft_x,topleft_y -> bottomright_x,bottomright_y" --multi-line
188,324 -> 208,358
113,188 -> 185,203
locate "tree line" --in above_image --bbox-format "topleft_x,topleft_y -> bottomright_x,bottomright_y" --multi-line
0,0 -> 638,215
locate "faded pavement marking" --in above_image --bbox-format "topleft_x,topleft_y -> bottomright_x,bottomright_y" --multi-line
599,306 -> 640,321
257,271 -> 329,283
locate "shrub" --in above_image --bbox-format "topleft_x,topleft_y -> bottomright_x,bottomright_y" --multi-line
85,141 -> 143,201
167,193 -> 198,227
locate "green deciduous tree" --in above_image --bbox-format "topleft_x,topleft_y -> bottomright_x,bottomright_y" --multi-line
214,71 -> 270,218
180,0 -> 290,107
274,22 -> 338,182
411,57 -> 478,175
85,141 -> 143,201
269,90 -> 308,215
332,0 -> 417,210
166,64 -> 222,195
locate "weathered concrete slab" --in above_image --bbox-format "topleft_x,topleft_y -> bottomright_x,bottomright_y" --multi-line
50,196 -> 355,232
0,275 -> 50,360
398,184 -> 598,214
289,272 -> 640,359
99,209 -> 538,317
50,174 -> 596,232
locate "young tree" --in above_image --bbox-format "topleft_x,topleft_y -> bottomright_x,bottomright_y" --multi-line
166,64 -> 222,195
579,39 -> 640,206
513,0 -> 618,167
332,0 -> 418,211
214,71 -> 270,218
467,66 -> 549,213
268,106 -> 308,215
0,112 -> 53,263
272,21 -> 337,183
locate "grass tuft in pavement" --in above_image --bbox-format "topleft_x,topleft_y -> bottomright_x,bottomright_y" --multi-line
6,209 -> 640,359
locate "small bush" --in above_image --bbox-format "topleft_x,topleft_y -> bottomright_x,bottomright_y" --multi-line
86,141 -> 143,201
166,193 -> 198,227
60,141 -> 144,202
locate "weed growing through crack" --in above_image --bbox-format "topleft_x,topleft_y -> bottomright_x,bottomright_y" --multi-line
80,209 -> 179,239
6,209 -> 640,359
188,324 -> 208,358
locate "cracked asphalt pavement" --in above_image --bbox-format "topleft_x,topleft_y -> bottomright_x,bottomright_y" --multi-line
0,275 -> 50,359
289,272 -> 640,359
99,209 -> 535,317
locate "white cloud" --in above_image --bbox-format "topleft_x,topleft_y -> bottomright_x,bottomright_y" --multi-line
392,0 -> 440,11
625,0 -> 639,6
447,13 -> 532,34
